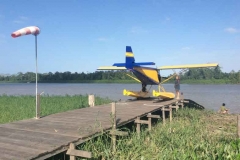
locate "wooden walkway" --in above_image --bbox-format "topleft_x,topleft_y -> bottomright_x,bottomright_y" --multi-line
0,98 -> 180,160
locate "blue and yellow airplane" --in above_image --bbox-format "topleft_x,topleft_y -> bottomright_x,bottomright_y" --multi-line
97,46 -> 218,100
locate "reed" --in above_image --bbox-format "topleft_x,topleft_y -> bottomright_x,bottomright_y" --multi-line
78,108 -> 239,159
0,94 -> 111,124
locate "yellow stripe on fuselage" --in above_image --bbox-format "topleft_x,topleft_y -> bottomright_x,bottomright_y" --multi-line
134,67 -> 159,83
126,52 -> 134,57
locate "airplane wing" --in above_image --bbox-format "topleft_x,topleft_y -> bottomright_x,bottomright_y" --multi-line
97,66 -> 127,70
157,63 -> 218,70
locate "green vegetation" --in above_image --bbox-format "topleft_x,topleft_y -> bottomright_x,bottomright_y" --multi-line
0,66 -> 239,84
78,108 -> 239,159
0,95 -> 111,124
179,66 -> 240,84
177,79 -> 233,84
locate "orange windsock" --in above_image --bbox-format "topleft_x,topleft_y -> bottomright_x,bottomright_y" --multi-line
11,26 -> 40,38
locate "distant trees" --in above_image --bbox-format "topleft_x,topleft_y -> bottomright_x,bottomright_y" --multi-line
0,71 -> 132,83
180,67 -> 240,83
0,67 -> 239,84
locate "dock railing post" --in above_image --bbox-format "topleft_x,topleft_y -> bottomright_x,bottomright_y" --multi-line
111,102 -> 116,152
88,95 -> 95,107
136,117 -> 140,134
169,105 -> 172,122
238,115 -> 240,138
36,93 -> 40,119
181,92 -> 184,108
148,113 -> 152,131
66,143 -> 92,159
69,143 -> 76,160
162,106 -> 165,125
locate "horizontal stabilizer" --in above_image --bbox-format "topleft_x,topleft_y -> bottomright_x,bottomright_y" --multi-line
97,66 -> 126,70
134,62 -> 155,66
113,63 -> 126,67
158,63 -> 218,70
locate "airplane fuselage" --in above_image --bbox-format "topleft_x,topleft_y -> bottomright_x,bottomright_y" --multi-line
131,66 -> 160,85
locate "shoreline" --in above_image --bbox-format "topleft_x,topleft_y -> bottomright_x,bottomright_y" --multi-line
0,80 -> 239,85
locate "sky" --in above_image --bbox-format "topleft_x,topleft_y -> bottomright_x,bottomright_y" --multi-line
0,0 -> 239,76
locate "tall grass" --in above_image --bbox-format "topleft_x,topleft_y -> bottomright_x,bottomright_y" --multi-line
78,108 -> 240,160
0,94 -> 111,124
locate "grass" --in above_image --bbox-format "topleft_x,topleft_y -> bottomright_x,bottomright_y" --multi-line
77,108 -> 240,160
0,94 -> 112,124
2,95 -> 239,159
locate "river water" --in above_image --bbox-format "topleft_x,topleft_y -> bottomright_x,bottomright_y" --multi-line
0,83 -> 239,113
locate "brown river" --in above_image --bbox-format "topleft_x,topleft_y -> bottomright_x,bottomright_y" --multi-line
0,83 -> 239,113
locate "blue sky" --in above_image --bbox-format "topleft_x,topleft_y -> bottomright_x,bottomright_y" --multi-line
0,0 -> 239,76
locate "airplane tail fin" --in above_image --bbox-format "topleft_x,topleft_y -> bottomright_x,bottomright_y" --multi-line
113,46 -> 135,68
113,46 -> 155,69
125,46 -> 135,68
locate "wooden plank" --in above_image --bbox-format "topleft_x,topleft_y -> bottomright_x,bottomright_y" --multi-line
0,145 -> 31,160
162,108 -> 170,111
0,98 -> 180,160
0,127 -> 76,147
134,119 -> 149,125
171,105 -> 179,109
109,130 -> 128,136
67,149 -> 92,159
66,143 -> 92,159
147,114 -> 160,119
0,136 -> 52,151
1,124 -> 83,138
0,142 -> 43,159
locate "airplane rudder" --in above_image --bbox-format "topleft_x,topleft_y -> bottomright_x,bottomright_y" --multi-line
126,46 -> 134,57
125,46 -> 135,68
126,46 -> 132,53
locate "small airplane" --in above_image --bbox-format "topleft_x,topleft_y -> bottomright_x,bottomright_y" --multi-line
97,46 -> 218,100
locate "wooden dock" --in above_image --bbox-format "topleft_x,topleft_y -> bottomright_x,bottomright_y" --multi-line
0,98 -> 182,160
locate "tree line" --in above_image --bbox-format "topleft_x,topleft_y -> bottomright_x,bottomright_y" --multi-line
0,66 -> 239,84
0,71 -> 132,83
179,66 -> 240,83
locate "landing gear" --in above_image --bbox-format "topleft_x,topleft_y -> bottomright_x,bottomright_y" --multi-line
142,84 -> 147,92
123,83 -> 151,98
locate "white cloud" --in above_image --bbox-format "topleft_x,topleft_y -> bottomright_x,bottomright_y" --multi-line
224,27 -> 239,33
165,17 -> 171,22
19,16 -> 28,20
130,26 -> 148,34
161,16 -> 171,24
97,37 -> 108,42
181,47 -> 190,50
13,20 -> 24,24
13,16 -> 29,24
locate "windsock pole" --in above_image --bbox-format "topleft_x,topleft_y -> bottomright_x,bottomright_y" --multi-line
11,26 -> 41,119
35,35 -> 38,119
